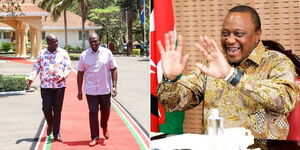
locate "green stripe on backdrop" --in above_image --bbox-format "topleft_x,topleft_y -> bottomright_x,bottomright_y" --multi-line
159,111 -> 184,134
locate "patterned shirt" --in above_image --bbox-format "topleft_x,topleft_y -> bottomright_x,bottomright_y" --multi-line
29,47 -> 71,88
77,47 -> 117,95
157,42 -> 299,140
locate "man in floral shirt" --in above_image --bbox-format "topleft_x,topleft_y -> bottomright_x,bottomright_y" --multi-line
157,5 -> 299,139
28,34 -> 71,142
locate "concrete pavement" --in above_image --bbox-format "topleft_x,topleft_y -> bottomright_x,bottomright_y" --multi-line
0,60 -> 43,150
0,56 -> 149,150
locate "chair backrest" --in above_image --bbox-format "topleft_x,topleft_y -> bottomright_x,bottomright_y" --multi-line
262,40 -> 300,141
262,40 -> 300,77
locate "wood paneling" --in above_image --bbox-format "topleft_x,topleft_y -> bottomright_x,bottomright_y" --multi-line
173,0 -> 300,133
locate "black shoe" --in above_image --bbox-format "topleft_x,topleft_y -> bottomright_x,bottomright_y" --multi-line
103,128 -> 109,139
53,134 -> 63,142
47,126 -> 52,136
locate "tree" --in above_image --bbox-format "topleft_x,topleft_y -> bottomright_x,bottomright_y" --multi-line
119,0 -> 141,55
69,0 -> 118,13
64,0 -> 92,50
35,0 -> 92,50
78,0 -> 90,50
89,5 -> 126,51
0,0 -> 24,18
34,0 -> 73,50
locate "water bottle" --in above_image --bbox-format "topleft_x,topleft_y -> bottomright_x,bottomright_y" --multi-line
208,109 -> 224,135
208,109 -> 224,150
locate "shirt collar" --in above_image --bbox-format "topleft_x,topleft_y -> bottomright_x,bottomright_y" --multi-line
88,47 -> 100,54
45,47 -> 59,54
240,42 -> 266,67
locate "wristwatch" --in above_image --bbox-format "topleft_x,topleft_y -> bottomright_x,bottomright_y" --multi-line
162,74 -> 182,84
229,69 -> 244,86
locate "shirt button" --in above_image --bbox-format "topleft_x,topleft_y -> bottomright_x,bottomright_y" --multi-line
226,101 -> 231,105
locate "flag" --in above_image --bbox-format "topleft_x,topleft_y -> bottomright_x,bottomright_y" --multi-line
150,0 -> 184,134
287,78 -> 300,140
140,0 -> 145,24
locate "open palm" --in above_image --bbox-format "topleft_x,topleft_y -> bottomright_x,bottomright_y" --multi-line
157,31 -> 189,80
195,36 -> 232,79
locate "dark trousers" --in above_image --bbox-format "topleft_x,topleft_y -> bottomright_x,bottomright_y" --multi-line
86,93 -> 111,140
41,88 -> 65,136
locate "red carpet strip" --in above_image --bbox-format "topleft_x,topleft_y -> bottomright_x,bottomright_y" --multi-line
36,72 -> 148,150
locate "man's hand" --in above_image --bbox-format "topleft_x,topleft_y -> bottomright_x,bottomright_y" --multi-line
195,36 -> 232,79
27,80 -> 33,88
157,31 -> 189,80
112,87 -> 117,97
56,76 -> 65,83
77,91 -> 83,100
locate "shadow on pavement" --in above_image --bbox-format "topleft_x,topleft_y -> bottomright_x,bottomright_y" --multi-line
28,119 -> 45,149
16,137 -> 39,144
138,58 -> 149,61
62,138 -> 106,146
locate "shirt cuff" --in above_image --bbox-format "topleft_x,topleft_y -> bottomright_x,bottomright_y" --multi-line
28,71 -> 37,81
235,74 -> 257,94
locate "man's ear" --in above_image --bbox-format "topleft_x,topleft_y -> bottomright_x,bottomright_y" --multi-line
255,29 -> 262,42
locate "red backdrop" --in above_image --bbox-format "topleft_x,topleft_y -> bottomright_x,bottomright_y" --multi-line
287,78 -> 300,140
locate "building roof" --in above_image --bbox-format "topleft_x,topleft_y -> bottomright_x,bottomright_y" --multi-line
42,10 -> 102,30
0,4 -> 48,17
0,1 -> 101,30
0,23 -> 12,30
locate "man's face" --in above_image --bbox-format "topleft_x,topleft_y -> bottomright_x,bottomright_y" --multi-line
221,12 -> 261,65
89,36 -> 100,52
47,37 -> 58,52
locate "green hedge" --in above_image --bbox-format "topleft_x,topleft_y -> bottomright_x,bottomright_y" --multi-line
0,42 -> 13,52
64,45 -> 76,51
0,75 -> 27,92
69,53 -> 81,60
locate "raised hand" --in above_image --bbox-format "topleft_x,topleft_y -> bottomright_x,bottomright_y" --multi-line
157,31 -> 189,80
195,36 -> 232,79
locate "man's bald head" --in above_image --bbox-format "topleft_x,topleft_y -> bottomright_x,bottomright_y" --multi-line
88,33 -> 100,52
46,34 -> 57,43
46,34 -> 58,52
89,33 -> 99,41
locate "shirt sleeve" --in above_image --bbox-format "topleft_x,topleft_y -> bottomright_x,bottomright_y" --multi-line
62,51 -> 72,78
236,56 -> 299,114
77,53 -> 85,72
157,69 -> 205,112
109,52 -> 117,69
28,51 -> 42,80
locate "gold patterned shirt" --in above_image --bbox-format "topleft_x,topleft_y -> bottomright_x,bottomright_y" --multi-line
157,43 -> 299,139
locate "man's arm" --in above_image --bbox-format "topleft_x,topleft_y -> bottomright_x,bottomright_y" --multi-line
111,68 -> 118,97
156,31 -> 206,111
77,71 -> 84,100
157,69 -> 205,112
57,51 -> 72,83
28,53 -> 42,87
64,52 -> 72,78
236,56 -> 299,114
